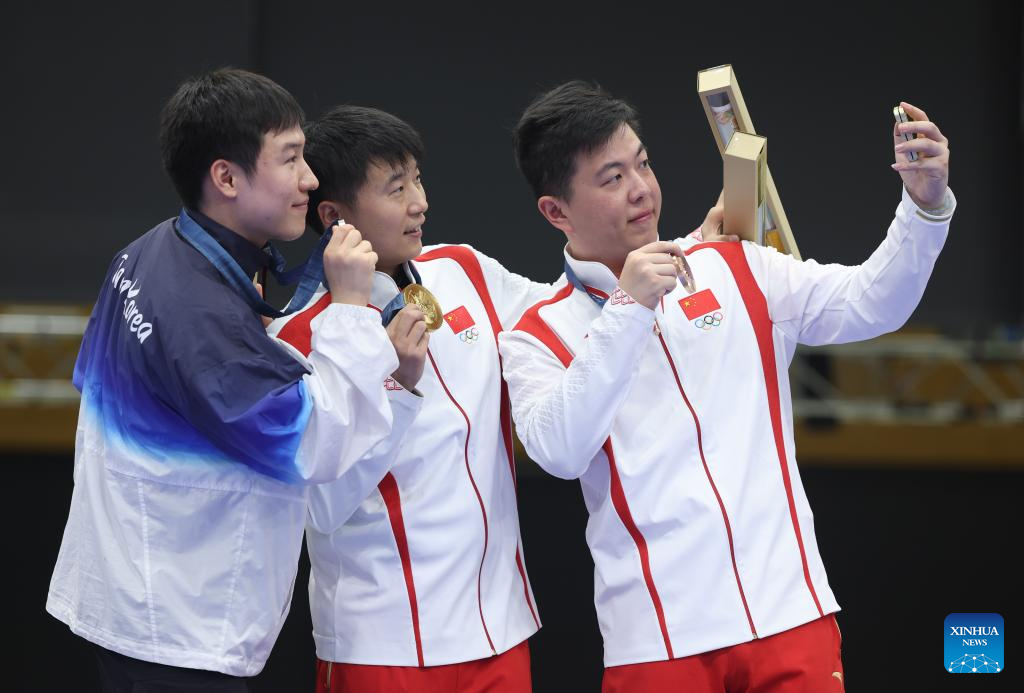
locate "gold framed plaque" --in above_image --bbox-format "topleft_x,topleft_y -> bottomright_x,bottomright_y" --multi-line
723,132 -> 768,246
697,64 -> 800,259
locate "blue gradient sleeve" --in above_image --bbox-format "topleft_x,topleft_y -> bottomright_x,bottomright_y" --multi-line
214,379 -> 313,482
182,359 -> 314,483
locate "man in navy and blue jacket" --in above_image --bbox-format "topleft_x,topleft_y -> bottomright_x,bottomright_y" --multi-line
46,68 -> 423,691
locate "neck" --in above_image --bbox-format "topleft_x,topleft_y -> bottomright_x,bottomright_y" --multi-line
376,262 -> 400,280
198,200 -> 267,248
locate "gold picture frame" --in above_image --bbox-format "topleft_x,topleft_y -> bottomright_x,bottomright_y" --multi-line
698,64 -> 801,259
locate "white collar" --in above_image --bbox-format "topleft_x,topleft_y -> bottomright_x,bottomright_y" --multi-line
562,244 -> 620,300
368,261 -> 417,310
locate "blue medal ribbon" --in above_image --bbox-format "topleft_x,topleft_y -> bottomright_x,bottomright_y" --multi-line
176,209 -> 332,318
378,262 -> 424,327
564,261 -> 609,308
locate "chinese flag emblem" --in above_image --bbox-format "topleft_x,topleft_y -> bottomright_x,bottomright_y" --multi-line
444,306 -> 476,334
679,289 -> 721,320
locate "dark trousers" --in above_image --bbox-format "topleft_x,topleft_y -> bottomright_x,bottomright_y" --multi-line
93,644 -> 251,692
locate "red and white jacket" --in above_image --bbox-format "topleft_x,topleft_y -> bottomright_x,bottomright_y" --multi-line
269,244 -> 555,667
498,188 -> 954,667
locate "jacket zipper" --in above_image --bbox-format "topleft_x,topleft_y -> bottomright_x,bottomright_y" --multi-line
427,350 -> 497,654
655,320 -> 758,638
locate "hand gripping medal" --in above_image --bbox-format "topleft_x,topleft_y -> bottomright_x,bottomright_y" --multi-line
402,284 -> 444,331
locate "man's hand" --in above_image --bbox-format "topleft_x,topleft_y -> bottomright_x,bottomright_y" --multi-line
387,304 -> 429,390
698,191 -> 739,243
618,241 -> 683,310
324,224 -> 378,306
891,102 -> 950,210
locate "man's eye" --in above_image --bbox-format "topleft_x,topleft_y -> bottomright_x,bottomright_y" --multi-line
605,173 -> 623,186
392,186 -> 405,195
640,158 -> 651,169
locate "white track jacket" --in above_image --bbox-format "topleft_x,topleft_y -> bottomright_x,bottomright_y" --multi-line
498,188 -> 954,667
269,245 -> 554,667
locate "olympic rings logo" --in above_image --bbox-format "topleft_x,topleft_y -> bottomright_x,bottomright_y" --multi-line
694,312 -> 724,330
459,327 -> 480,343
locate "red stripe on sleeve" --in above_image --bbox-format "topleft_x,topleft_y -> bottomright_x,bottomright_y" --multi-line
275,292 -> 333,357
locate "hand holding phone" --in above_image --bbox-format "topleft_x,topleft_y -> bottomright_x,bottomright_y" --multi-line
893,106 -> 918,162
890,102 -> 950,210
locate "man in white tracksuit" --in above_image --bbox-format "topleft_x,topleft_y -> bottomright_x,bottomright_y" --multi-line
268,106 -> 560,692
500,81 -> 953,692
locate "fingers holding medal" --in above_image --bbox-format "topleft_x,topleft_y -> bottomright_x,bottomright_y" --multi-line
402,284 -> 443,331
620,241 -> 695,309
387,303 -> 430,390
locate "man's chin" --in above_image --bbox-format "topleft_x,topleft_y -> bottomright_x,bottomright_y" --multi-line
388,247 -> 422,269
406,238 -> 424,259
628,226 -> 659,248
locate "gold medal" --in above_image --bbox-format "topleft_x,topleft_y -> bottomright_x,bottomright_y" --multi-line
402,284 -> 444,331
672,255 -> 696,294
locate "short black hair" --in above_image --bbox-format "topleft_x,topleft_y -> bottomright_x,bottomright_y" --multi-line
159,67 -> 305,210
303,106 -> 425,233
513,80 -> 640,201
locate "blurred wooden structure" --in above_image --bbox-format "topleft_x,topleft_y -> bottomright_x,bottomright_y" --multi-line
3,305 -> 1022,466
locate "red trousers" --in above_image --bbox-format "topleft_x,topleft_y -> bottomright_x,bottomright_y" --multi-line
315,640 -> 531,693
603,615 -> 844,693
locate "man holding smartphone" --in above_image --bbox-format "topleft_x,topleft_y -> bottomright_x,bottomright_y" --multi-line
501,82 -> 953,691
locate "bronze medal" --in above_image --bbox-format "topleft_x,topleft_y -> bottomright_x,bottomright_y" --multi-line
402,284 -> 444,331
673,255 -> 696,294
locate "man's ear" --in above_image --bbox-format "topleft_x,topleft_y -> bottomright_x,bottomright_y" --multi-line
537,195 -> 573,235
208,159 -> 241,200
317,200 -> 350,230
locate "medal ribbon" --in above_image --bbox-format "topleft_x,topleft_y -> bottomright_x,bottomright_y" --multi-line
564,261 -> 609,308
379,262 -> 424,327
176,209 -> 332,318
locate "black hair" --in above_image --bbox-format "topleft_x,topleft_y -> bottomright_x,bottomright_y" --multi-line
159,67 -> 305,210
513,80 -> 640,201
303,106 -> 425,232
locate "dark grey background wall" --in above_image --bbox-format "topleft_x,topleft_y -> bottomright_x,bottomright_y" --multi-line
4,1 -> 1022,691
1,1 -> 1021,331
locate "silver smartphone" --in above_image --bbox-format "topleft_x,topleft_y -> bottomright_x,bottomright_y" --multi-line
893,106 -> 918,162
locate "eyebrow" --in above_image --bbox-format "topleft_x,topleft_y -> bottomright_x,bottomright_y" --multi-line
384,168 -> 407,188
594,143 -> 647,179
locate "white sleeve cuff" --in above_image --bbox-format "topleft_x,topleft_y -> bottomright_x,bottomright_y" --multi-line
900,186 -> 956,224
389,383 -> 424,406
